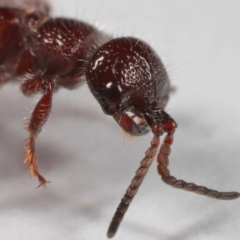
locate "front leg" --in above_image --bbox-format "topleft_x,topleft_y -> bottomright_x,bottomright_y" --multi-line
24,81 -> 54,187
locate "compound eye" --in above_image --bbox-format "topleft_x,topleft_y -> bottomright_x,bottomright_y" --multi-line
104,81 -> 123,105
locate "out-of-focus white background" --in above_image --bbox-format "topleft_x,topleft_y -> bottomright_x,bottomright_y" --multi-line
0,0 -> 240,239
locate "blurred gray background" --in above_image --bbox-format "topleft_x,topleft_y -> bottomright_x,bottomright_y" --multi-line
0,0 -> 240,239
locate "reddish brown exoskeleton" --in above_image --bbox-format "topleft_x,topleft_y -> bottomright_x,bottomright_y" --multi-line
86,37 -> 240,237
0,0 -> 110,186
0,0 -> 239,238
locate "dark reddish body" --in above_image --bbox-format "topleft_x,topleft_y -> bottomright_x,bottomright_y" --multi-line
0,2 -> 239,239
0,6 -> 108,91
